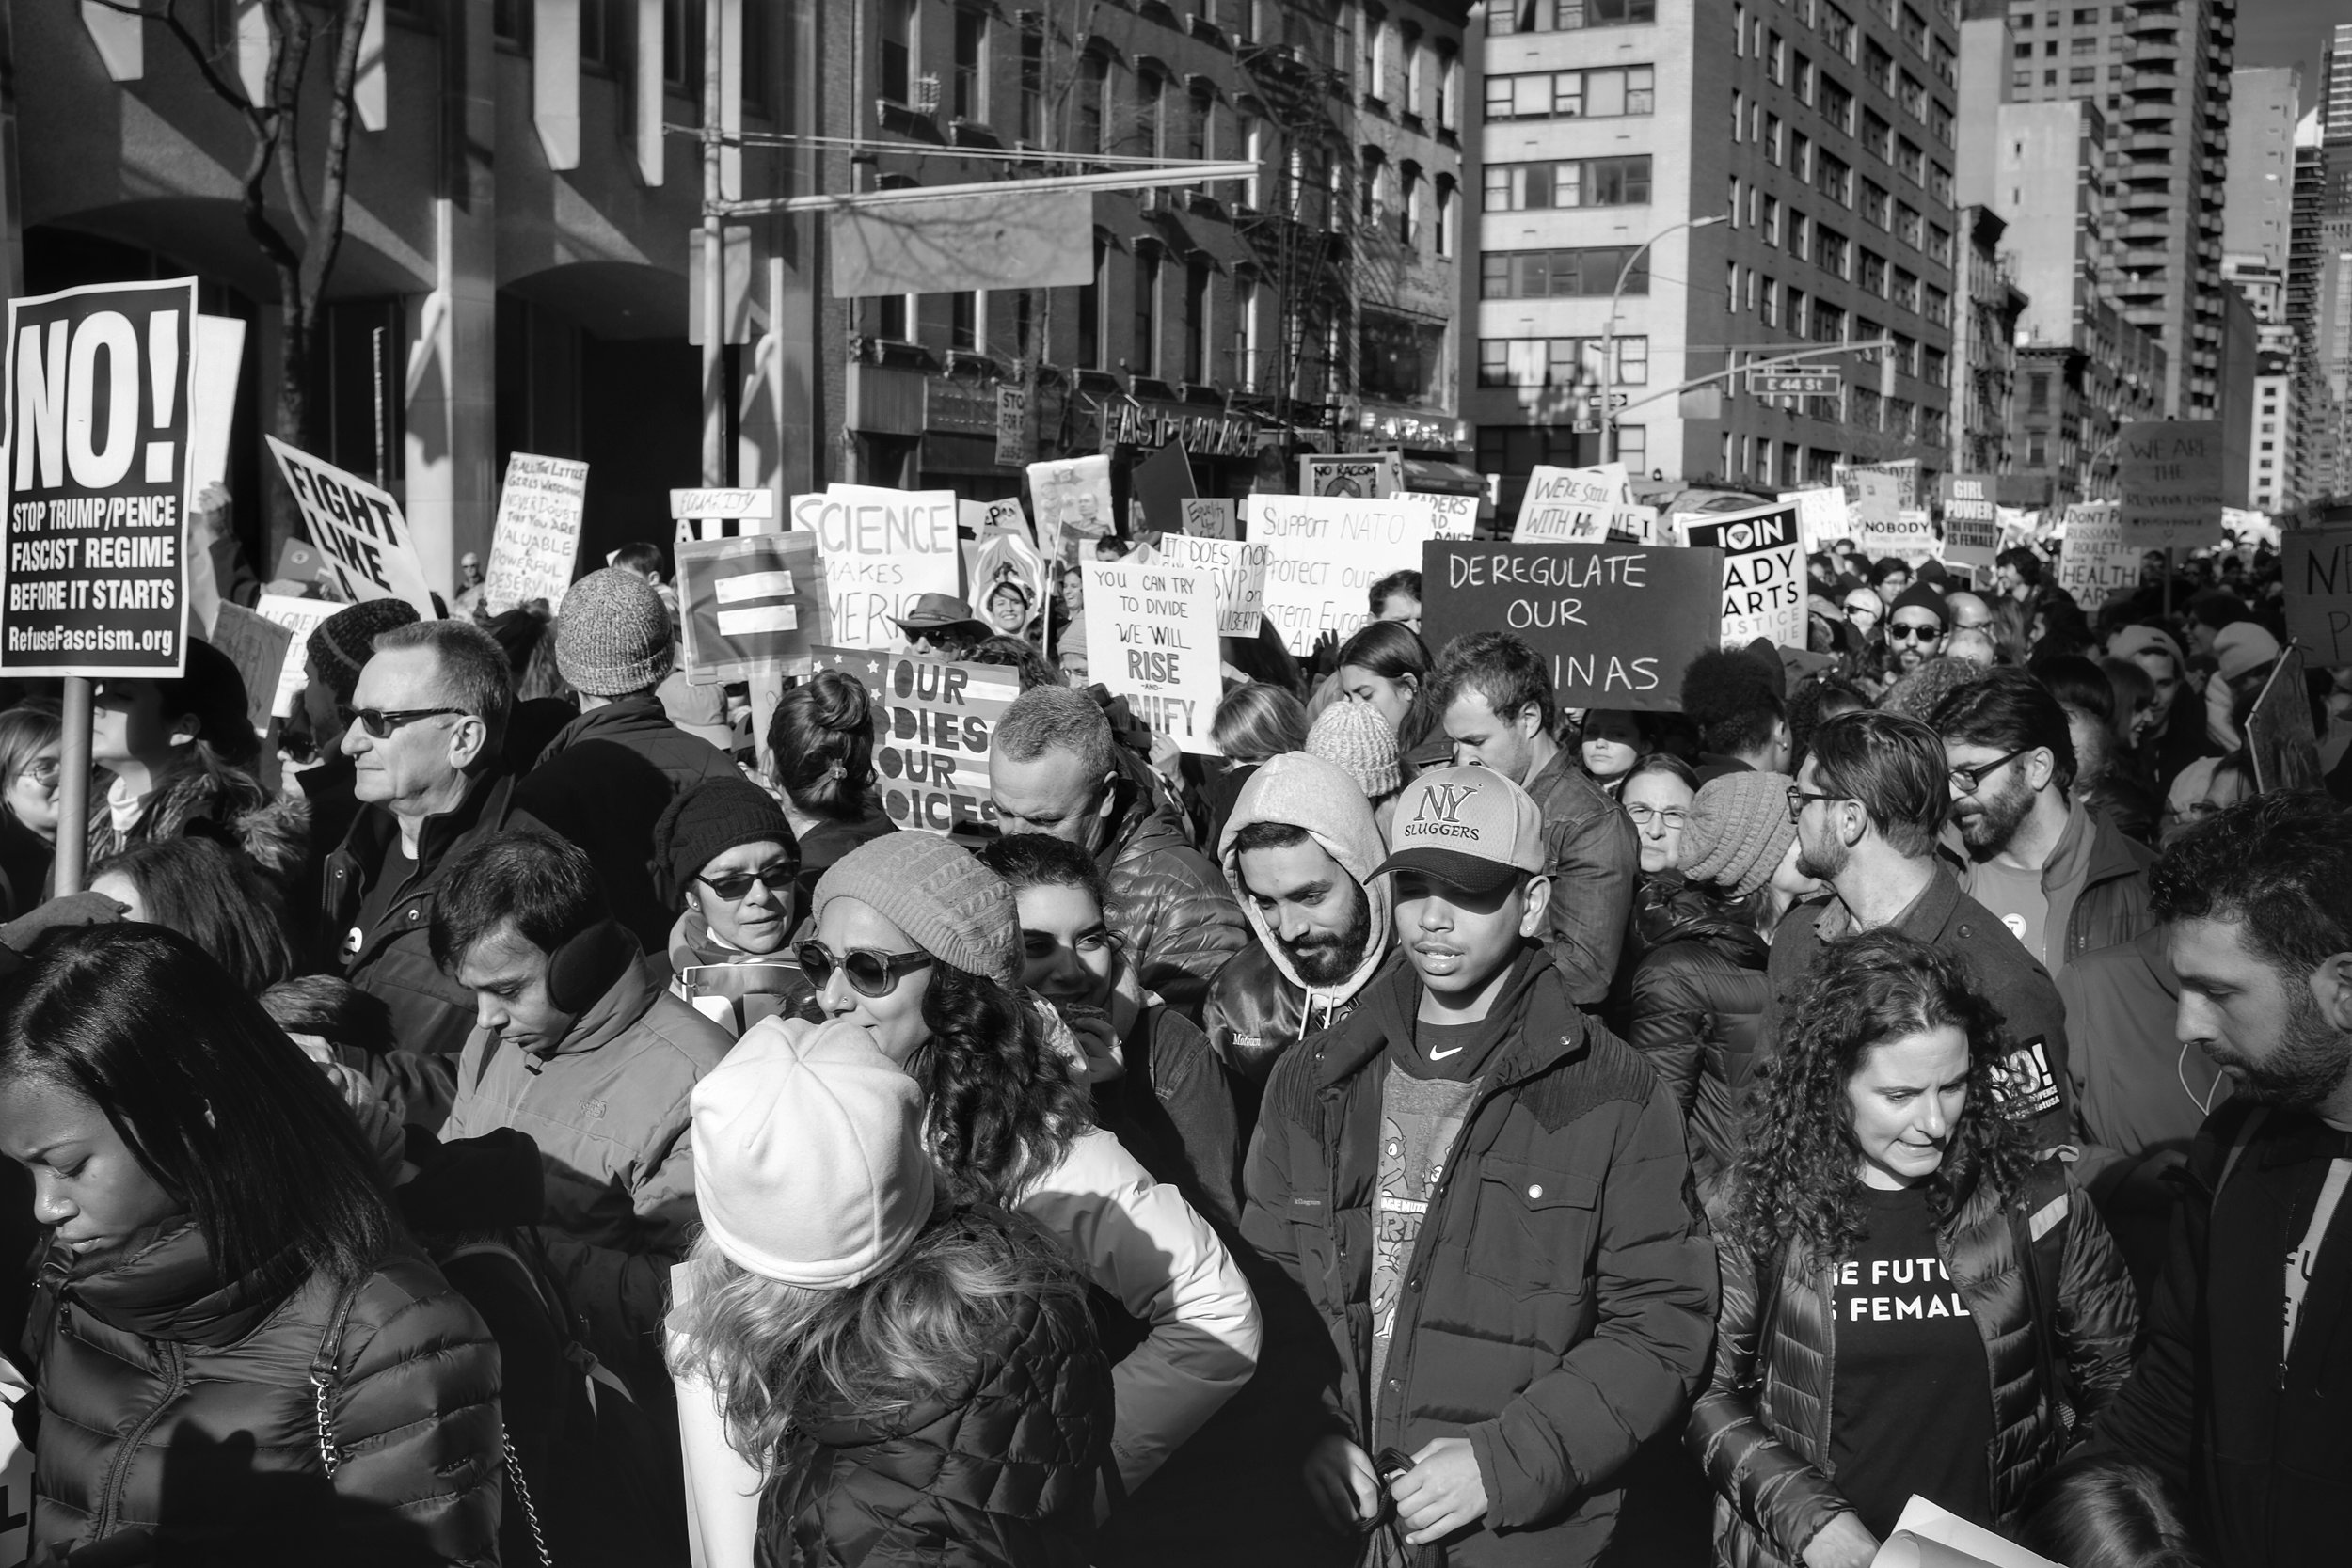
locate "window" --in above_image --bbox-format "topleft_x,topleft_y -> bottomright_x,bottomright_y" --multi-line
1761,277 -> 1780,326
1895,137 -> 1924,183
1819,151 -> 1851,205
1615,426 -> 1645,468
948,292 -> 978,353
1135,71 -> 1165,158
1483,66 -> 1657,120
948,9 -> 988,121
1793,131 -> 1812,182
1732,90 -> 1744,142
1436,47 -> 1457,128
1767,115 -> 1784,165
2014,41 -> 2032,60
1075,53 -> 1107,155
1898,71 -> 1926,119
1080,239 -> 1104,368
1136,250 -> 1161,377
1763,195 -> 1781,246
1823,4 -> 1854,59
1862,111 -> 1892,161
1399,166 -> 1422,246
1860,181 -> 1889,229
1795,54 -> 1815,105
1405,34 -> 1424,119
1790,213 -> 1810,261
1488,0 -> 1659,31
1360,149 -> 1384,224
1895,204 -> 1922,249
1787,287 -> 1807,336
1480,245 -> 1652,299
1018,24 -> 1043,141
878,0 -> 915,105
1184,261 -> 1210,383
1482,156 -> 1653,210
1858,249 -> 1887,294
1435,180 -> 1454,257
1475,336 -> 1649,387
1769,31 -> 1786,85
1925,224 -> 1952,264
2070,34 -> 2097,54
1728,260 -> 1740,312
1819,228 -> 1850,279
1238,275 -> 1260,391
1185,87 -> 1212,162
1822,77 -> 1854,134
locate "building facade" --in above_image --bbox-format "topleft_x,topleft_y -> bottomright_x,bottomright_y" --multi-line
1952,203 -> 2026,476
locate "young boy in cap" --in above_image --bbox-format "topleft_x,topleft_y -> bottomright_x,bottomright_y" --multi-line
1240,766 -> 1717,1568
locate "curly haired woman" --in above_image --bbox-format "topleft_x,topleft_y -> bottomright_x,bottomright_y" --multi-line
1687,929 -> 2137,1568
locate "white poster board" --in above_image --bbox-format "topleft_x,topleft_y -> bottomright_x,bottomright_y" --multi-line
482,452 -> 589,613
1781,487 -> 1851,550
264,436 -> 438,616
1151,534 -> 1272,637
1027,454 -> 1114,556
1084,560 -> 1223,753
1677,500 -> 1809,649
2055,502 -> 2138,610
1247,493 -> 1454,653
252,593 -> 339,719
787,484 -> 961,651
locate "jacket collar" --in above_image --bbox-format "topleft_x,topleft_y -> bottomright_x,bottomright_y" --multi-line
1316,947 -> 1581,1092
537,691 -> 667,762
57,1222 -> 305,1348
545,931 -> 660,1059
339,766 -> 515,872
1817,862 -> 1961,942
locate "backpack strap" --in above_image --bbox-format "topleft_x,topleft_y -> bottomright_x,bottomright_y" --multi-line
2215,1106 -> 2270,1199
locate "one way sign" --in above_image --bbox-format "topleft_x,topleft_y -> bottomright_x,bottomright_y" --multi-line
675,531 -> 822,681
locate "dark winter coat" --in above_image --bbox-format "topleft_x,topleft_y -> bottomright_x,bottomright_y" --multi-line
87,752 -> 310,891
23,1226 -> 503,1566
1688,1166 -> 2137,1568
325,768 -> 543,1060
1094,1002 -> 1244,1234
1627,887 -> 1771,1185
755,1215 -> 1114,1568
516,691 -> 744,951
1522,749 -> 1640,1006
0,807 -> 54,923
1240,952 -> 1719,1568
1099,785 -> 1248,1022
1200,942 -> 1373,1101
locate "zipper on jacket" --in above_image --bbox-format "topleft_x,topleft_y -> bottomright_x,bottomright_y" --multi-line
92,1338 -> 187,1538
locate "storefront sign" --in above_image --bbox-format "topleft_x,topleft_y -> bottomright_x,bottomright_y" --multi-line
1096,396 -> 1259,457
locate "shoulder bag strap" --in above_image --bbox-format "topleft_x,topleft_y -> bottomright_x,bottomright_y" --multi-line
309,1275 -> 368,1480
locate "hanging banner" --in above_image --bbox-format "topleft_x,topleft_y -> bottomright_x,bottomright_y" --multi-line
678,531 -> 821,682
483,452 -> 589,613
2282,524 -> 2352,665
1781,487 -> 1851,550
2118,420 -> 2227,550
828,189 -> 1094,297
265,437 -> 437,616
1299,453 -> 1403,499
1151,533 -> 1271,637
252,592 -> 338,719
1940,474 -> 2000,567
1084,559 -> 1222,753
787,484 -> 959,651
1179,497 -> 1237,538
1421,540 -> 1724,714
1027,454 -> 1114,552
1248,493 -> 1455,653
2055,502 -> 2138,610
2,277 -> 199,677
812,645 -> 1021,836
1677,500 -> 1808,650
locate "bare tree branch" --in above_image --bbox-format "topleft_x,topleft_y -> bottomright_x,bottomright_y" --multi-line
297,0 -> 371,330
266,0 -> 318,238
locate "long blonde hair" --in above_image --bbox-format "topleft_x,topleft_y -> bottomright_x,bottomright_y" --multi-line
668,1207 -> 1080,1467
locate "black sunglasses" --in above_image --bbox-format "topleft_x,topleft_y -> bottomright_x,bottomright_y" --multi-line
698,863 -> 796,902
797,941 -> 934,998
337,705 -> 468,738
1885,622 -> 1943,641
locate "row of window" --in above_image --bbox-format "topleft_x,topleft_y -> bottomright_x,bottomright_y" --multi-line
1480,247 -> 1651,300
1487,0 -> 1659,34
1476,337 -> 1650,389
1484,66 -> 1657,122
1721,261 -> 1952,383
1483,157 -> 1653,212
1478,423 -> 1648,474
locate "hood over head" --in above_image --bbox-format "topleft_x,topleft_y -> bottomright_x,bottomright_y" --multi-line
1218,752 -> 1392,1006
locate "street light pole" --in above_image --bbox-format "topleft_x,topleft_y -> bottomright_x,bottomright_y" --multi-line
1600,212 -> 1729,466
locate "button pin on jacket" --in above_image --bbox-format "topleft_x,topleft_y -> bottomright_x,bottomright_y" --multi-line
1528,1184 -> 1544,1200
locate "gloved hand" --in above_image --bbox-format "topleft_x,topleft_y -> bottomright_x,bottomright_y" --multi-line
0,891 -> 128,958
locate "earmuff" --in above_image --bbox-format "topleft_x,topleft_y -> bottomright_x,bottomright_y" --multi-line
547,919 -> 638,1017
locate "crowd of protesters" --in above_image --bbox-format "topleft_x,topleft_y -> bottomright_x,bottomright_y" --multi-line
0,521 -> 2336,1568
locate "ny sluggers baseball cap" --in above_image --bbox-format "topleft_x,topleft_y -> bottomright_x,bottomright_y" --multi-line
1370,764 -> 1548,895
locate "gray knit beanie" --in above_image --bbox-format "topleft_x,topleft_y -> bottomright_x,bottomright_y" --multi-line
555,566 -> 674,697
1682,770 -> 1799,899
812,832 -> 1022,988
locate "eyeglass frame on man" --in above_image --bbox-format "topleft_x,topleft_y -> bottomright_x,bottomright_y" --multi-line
1947,743 -> 2035,798
1787,786 -> 1851,824
336,705 -> 471,739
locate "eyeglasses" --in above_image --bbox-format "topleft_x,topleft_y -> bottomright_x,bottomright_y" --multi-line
797,941 -> 934,999
1842,603 -> 1880,621
17,758 -> 57,788
337,705 -> 468,739
1787,786 -> 1849,824
698,863 -> 796,902
1624,803 -> 1689,830
1948,744 -> 2034,797
1886,622 -> 1943,642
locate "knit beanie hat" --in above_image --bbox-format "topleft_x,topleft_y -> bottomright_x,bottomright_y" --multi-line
2214,621 -> 2281,683
654,776 -> 798,908
813,832 -> 1022,988
1889,581 -> 1950,627
306,598 -> 421,704
691,1017 -> 936,1287
555,566 -> 675,696
1682,769 -> 1800,899
1307,700 -> 1403,798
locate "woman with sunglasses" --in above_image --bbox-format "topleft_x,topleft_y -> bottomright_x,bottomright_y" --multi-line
714,831 -> 1260,1521
0,704 -> 61,920
651,776 -> 819,1037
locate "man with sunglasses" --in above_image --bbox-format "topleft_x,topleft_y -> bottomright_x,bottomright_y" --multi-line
1769,710 -> 2077,1148
326,618 -> 544,1058
1883,583 -> 1950,676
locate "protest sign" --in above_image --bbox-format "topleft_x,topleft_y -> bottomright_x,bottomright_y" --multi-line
1837,467 -> 1919,557
1940,474 -> 1999,567
265,437 -> 437,616
677,531 -> 820,681
788,484 -> 959,650
1513,464 -> 1633,543
3,277 -> 199,677
1677,501 -> 1808,649
1414,490 -> 1483,540
1420,541 -> 1723,713
1085,559 -> 1221,753
2118,420 -> 2227,549
272,537 -> 334,588
1027,455 -> 1113,553
1781,487 -> 1851,550
1179,497 -> 1236,538
482,452 -> 589,613
252,592 -> 336,718
2282,525 -> 2352,664
1248,494 -> 1454,653
958,496 -> 1031,541
205,602 -> 293,736
672,486 -> 777,543
1132,440 -> 1197,536
813,645 -> 1020,835
967,527 -> 1050,640
1837,458 -> 1920,509
1300,453 -> 1403,499
2055,502 -> 2138,610
189,314 -> 245,493
2246,644 -> 2322,794
1148,533 -> 1269,637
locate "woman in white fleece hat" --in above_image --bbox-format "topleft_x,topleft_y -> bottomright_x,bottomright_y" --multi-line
671,1018 -> 1112,1567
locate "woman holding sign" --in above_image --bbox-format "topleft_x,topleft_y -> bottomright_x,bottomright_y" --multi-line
1689,931 -> 2136,1568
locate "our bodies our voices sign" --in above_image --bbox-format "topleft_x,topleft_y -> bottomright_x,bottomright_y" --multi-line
2,278 -> 199,676
812,645 -> 1019,835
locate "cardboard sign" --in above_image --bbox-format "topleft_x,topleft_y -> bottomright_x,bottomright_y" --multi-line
2,277 -> 199,676
967,527 -> 1050,640
1153,534 -> 1271,636
483,452 -> 589,613
2282,525 -> 2352,665
1084,560 -> 1222,753
1248,494 -> 1454,653
788,484 -> 960,650
1940,474 -> 1999,566
1781,487 -> 1851,550
2118,420 -> 2227,550
958,496 -> 1031,542
672,486 -> 777,543
1299,453 -> 1404,499
2055,502 -> 2138,610
1179,497 -> 1237,539
189,313 -> 246,493
1677,501 -> 1808,650
2245,643 -> 2321,794
204,602 -> 293,736
993,385 -> 1029,467
1420,540 -> 1724,713
1027,454 -> 1114,552
1838,467 -> 1905,557
265,437 -> 437,616
252,592 -> 337,719
676,531 -> 820,681
1132,440 -> 1197,536
1514,464 -> 1631,543
813,645 -> 1020,835
1414,490 -> 1484,540
1837,459 -> 1920,509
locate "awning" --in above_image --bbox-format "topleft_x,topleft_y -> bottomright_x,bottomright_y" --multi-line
1401,458 -> 1486,497
1152,210 -> 1258,276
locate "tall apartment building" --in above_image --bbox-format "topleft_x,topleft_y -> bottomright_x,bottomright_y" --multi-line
1953,205 -> 2028,475
1465,0 -> 1960,515
1993,0 -> 2236,421
2221,68 -> 2311,511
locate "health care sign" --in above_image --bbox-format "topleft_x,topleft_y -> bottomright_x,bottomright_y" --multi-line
3,278 -> 199,676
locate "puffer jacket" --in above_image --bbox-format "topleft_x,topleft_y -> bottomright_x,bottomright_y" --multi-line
1687,1165 -> 2137,1568
24,1226 -> 503,1565
1100,781 -> 1248,1022
1627,887 -> 1771,1185
756,1211 -> 1115,1568
1522,750 -> 1641,1006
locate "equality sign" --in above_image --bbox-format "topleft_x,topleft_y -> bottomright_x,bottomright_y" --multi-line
1248,493 -> 1454,653
2056,503 -> 2138,610
2,277 -> 199,676
1940,474 -> 1999,567
1677,501 -> 1807,650
1084,560 -> 1222,753
677,531 -> 820,682
2118,420 -> 2227,550
789,484 -> 959,651
812,644 -> 1020,836
265,438 -> 437,616
2282,525 -> 2352,665
1420,540 -> 1723,714
483,452 -> 589,613
1152,533 -> 1270,636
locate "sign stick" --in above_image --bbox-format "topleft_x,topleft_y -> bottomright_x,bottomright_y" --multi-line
55,679 -> 91,895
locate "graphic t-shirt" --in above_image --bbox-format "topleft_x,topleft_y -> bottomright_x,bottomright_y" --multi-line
1826,1183 -> 1996,1538
1967,858 -> 2049,966
1368,1021 -> 1485,1416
